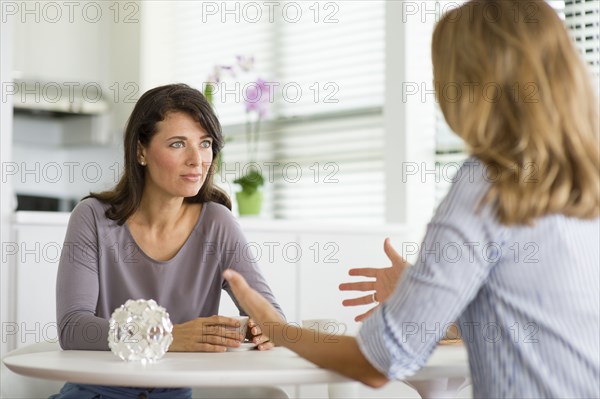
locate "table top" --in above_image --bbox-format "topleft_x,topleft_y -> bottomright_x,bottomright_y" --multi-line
3,344 -> 469,387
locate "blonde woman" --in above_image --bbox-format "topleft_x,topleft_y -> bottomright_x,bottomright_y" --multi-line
223,0 -> 600,397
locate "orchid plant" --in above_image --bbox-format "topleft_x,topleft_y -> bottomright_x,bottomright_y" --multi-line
203,56 -> 270,195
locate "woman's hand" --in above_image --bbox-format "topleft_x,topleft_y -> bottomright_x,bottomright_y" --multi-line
339,238 -> 410,322
223,270 -> 286,346
169,315 -> 245,352
247,318 -> 274,351
224,269 -> 389,387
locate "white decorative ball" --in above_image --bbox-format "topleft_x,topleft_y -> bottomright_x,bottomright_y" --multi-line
108,299 -> 173,362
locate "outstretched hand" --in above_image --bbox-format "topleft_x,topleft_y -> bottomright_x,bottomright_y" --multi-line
223,269 -> 286,344
339,238 -> 409,322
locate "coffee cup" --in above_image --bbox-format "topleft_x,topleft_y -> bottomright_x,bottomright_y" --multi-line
228,316 -> 249,339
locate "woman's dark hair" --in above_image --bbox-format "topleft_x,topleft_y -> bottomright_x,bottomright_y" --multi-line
87,83 -> 231,224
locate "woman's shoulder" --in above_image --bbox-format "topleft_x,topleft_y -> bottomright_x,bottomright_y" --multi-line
201,201 -> 237,224
72,197 -> 111,216
443,156 -> 490,199
68,197 -> 116,230
435,156 -> 497,221
197,201 -> 243,237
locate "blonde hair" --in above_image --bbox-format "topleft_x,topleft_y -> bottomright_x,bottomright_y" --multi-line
432,0 -> 599,225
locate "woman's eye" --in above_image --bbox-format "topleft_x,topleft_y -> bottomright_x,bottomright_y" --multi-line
170,141 -> 184,148
201,140 -> 212,149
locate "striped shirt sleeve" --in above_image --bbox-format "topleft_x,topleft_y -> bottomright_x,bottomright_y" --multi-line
357,159 -> 503,379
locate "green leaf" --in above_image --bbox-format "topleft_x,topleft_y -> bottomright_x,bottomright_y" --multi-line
203,83 -> 214,105
233,170 -> 264,194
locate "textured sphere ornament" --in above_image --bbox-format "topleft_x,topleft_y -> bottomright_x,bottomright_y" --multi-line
108,299 -> 173,362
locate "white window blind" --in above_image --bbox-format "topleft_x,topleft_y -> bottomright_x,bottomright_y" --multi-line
565,0 -> 600,77
271,1 -> 385,221
141,1 -> 386,222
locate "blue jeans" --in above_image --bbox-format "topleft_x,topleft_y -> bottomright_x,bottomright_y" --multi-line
48,382 -> 192,399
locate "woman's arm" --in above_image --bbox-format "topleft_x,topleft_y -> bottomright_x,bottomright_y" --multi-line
223,269 -> 389,387
224,160 -> 501,383
215,205 -> 285,349
56,201 -> 110,350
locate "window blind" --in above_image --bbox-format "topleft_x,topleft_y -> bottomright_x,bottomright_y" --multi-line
141,1 -> 386,222
271,1 -> 385,221
564,0 -> 600,77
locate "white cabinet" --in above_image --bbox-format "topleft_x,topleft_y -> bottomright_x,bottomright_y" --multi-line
12,3 -> 111,83
10,1 -> 141,143
11,222 -> 67,349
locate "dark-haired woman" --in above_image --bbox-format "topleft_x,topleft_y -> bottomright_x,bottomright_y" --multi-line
51,84 -> 283,399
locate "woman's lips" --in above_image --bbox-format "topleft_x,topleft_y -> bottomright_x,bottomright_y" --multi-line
181,174 -> 201,182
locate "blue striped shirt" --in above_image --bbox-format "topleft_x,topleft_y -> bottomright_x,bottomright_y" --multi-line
358,157 -> 600,398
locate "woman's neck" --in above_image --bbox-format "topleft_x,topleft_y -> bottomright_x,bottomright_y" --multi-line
130,194 -> 190,233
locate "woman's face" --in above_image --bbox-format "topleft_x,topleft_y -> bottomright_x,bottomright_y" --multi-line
139,112 -> 214,200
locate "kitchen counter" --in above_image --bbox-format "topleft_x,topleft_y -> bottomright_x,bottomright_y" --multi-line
12,211 -> 71,225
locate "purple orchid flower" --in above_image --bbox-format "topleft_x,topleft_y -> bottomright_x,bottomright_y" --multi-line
244,78 -> 270,119
236,55 -> 255,73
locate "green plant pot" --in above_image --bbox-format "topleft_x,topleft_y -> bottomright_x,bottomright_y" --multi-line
236,191 -> 263,216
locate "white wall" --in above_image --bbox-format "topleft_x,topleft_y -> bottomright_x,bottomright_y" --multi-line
384,2 -> 437,226
1,11 -> 15,359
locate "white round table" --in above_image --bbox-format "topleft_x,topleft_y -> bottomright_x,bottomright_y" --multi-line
3,344 -> 470,398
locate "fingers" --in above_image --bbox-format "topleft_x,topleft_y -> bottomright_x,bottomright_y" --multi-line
249,324 -> 261,337
383,237 -> 405,265
248,319 -> 271,349
203,326 -> 245,341
256,340 -> 274,351
347,267 -> 378,278
169,341 -> 229,352
172,334 -> 243,352
200,344 -> 228,352
342,294 -> 377,307
208,315 -> 240,328
354,306 -> 378,322
200,334 -> 243,348
250,333 -> 270,345
339,281 -> 375,292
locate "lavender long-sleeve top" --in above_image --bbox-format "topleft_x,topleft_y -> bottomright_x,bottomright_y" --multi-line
56,198 -> 284,350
